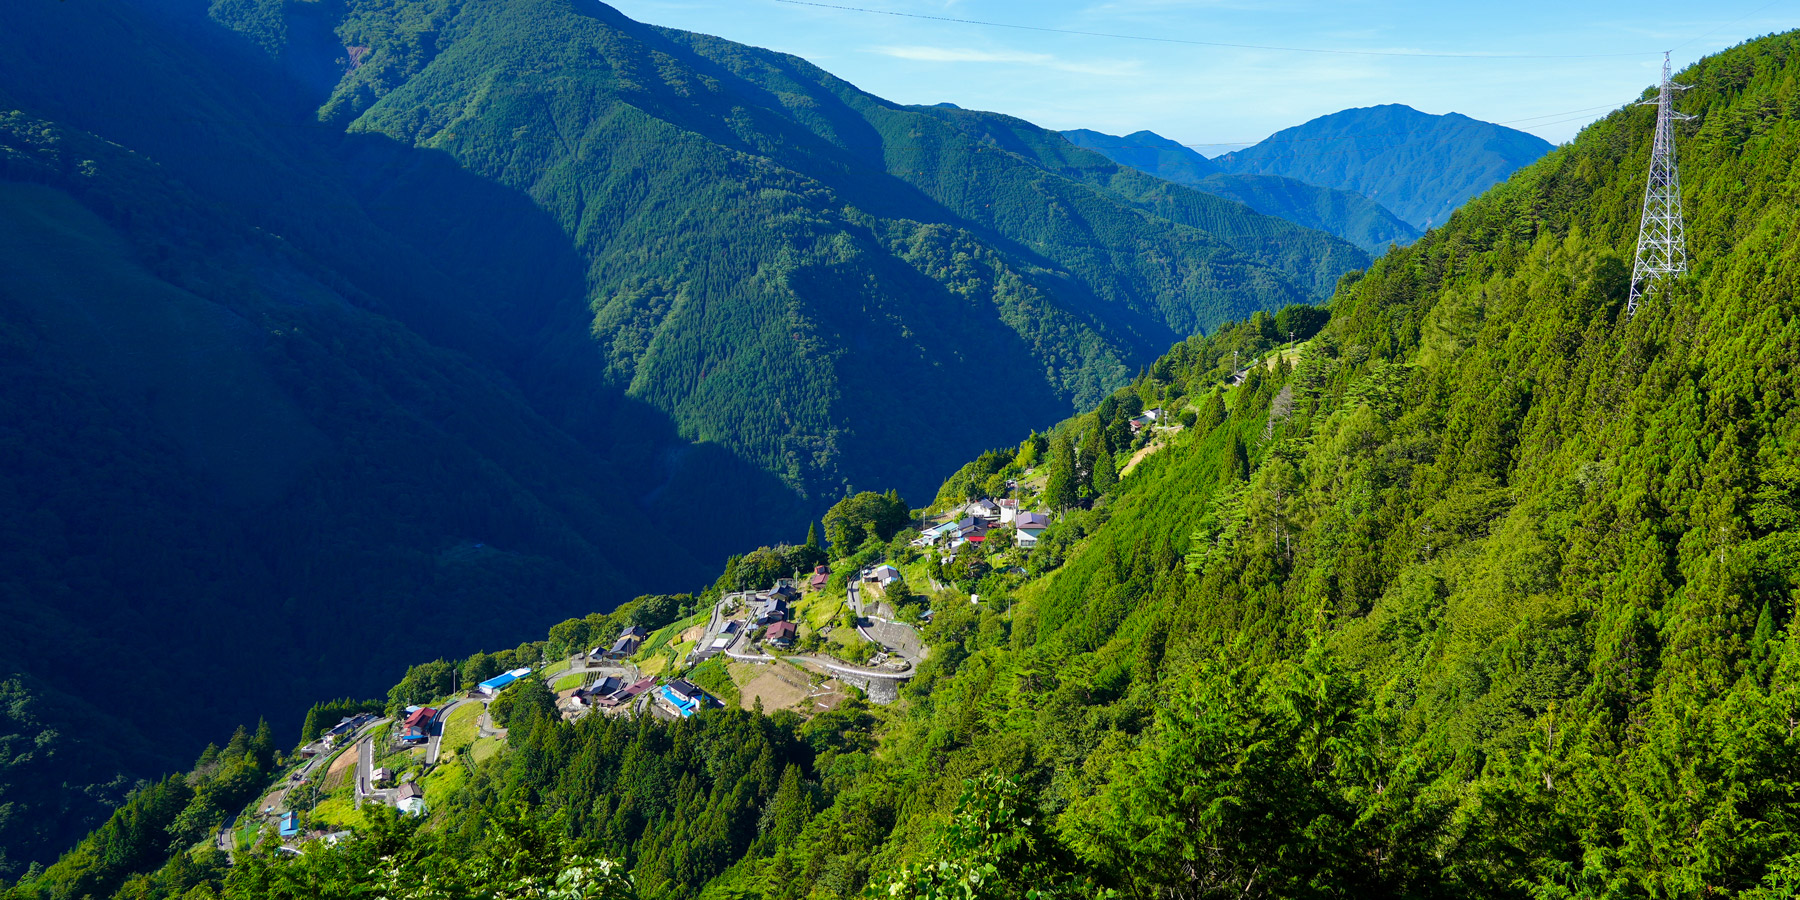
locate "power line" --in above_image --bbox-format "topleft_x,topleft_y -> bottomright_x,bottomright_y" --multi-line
57,97 -> 1628,155
770,0 -> 1654,60
1670,0 -> 1793,51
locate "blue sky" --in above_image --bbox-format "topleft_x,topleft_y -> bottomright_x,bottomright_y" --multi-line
604,0 -> 1795,152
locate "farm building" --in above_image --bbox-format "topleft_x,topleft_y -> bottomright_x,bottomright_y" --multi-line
476,668 -> 532,696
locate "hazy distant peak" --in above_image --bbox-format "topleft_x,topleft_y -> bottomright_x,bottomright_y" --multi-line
1213,105 -> 1552,229
1061,126 -> 1420,254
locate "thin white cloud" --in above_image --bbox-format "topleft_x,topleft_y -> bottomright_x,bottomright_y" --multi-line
873,44 -> 1143,76
1083,0 -> 1285,13
875,46 -> 1051,63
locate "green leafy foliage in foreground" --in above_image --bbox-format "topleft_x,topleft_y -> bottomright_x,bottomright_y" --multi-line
17,24 -> 1800,900
225,807 -> 637,900
8,724 -> 275,900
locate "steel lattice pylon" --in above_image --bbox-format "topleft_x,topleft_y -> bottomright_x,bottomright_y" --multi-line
1628,52 -> 1695,318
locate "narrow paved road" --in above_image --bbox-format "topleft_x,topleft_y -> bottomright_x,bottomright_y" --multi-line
353,736 -> 372,809
848,581 -> 926,664
425,700 -> 466,765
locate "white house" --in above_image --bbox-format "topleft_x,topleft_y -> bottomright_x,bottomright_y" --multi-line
1013,511 -> 1050,548
396,783 -> 426,816
967,498 -> 1001,522
871,564 -> 902,586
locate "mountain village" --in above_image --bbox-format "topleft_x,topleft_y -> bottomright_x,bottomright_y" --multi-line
234,485 -> 1087,852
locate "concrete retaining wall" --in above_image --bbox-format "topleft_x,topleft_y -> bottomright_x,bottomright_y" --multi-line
814,661 -> 909,704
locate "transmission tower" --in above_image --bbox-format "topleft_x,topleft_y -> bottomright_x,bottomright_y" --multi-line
1627,51 -> 1695,318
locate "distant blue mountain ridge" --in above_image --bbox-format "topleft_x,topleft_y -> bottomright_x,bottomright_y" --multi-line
1211,103 -> 1556,230
1064,127 -> 1421,253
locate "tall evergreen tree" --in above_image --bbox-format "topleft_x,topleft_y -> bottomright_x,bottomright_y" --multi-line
1079,427 -> 1106,495
1044,434 -> 1079,513
1092,446 -> 1118,496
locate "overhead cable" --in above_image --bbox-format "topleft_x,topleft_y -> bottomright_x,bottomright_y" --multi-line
770,0 -> 1655,59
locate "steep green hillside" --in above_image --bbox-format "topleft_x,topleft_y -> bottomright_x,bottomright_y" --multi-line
213,0 -> 1368,497
1065,127 -> 1423,252
18,30 -> 1800,900
0,0 -> 1372,872
1189,172 -> 1422,253
0,76 -> 719,881
1215,103 -> 1554,229
0,0 -> 751,872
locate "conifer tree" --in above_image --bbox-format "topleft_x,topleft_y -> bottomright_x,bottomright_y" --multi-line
1044,434 -> 1078,513
1079,427 -> 1105,495
1092,446 -> 1118,496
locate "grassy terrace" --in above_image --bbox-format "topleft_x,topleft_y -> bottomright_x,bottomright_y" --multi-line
424,760 -> 466,796
796,591 -> 847,632
233,817 -> 263,851
468,737 -> 502,763
633,608 -> 712,675
638,609 -> 708,658
309,787 -> 358,830
437,702 -> 483,759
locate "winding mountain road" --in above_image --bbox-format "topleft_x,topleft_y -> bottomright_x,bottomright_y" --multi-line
425,700 -> 469,766
353,735 -> 373,809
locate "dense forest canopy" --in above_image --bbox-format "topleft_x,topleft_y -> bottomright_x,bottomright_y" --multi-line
251,0 -> 1370,501
0,0 -> 1378,872
14,28 -> 1800,900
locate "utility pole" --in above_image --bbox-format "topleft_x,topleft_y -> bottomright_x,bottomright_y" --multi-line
1628,51 -> 1695,318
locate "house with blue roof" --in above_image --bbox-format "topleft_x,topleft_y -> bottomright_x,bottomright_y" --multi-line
476,667 -> 532,696
656,679 -> 714,718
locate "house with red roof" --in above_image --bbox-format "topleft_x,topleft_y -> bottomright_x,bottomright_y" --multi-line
400,706 -> 438,744
764,620 -> 798,648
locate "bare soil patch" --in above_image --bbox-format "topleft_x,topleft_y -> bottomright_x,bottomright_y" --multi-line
321,746 -> 355,791
740,671 -> 807,712
1121,441 -> 1163,476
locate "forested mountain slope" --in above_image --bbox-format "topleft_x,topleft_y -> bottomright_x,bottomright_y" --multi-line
0,0 -> 1368,874
1065,127 -> 1423,252
18,30 -> 1800,900
224,0 -> 1368,500
878,33 -> 1800,896
1214,103 -> 1554,229
1063,127 -> 1219,181
0,0 -> 739,871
